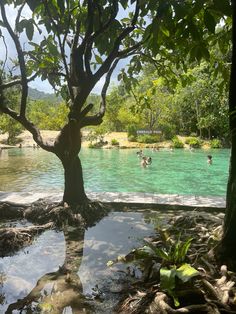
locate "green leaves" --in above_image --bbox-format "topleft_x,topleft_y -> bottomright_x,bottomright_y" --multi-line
16,19 -> 34,40
176,263 -> 199,282
47,42 -> 58,56
213,0 -> 232,17
160,268 -> 176,291
160,264 -> 199,307
25,21 -> 34,40
190,43 -> 210,63
95,55 -> 103,65
204,10 -> 216,34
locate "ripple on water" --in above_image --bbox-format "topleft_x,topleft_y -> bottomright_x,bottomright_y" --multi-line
0,147 -> 230,196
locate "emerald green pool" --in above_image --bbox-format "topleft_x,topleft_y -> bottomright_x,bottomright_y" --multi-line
0,147 -> 230,196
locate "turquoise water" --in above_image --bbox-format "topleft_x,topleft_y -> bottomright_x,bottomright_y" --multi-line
0,147 -> 230,196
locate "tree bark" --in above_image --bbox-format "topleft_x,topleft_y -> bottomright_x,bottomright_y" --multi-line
217,0 -> 236,261
54,121 -> 88,206
62,155 -> 87,205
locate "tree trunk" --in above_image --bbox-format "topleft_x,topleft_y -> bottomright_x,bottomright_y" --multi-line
220,137 -> 236,259
62,155 -> 87,205
217,0 -> 236,261
54,121 -> 88,206
208,128 -> 211,140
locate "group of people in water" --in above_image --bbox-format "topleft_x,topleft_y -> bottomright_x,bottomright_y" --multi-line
136,149 -> 213,167
137,150 -> 152,167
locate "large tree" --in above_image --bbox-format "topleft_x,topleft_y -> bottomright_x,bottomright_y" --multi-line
0,0 -> 232,210
217,0 -> 236,263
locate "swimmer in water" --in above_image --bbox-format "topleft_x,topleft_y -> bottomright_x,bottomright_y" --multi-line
207,155 -> 213,165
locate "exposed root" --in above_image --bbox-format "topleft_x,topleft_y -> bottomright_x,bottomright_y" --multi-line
115,210 -> 236,314
72,198 -> 111,227
24,199 -> 85,227
0,222 -> 53,257
23,198 -> 111,228
0,202 -> 26,219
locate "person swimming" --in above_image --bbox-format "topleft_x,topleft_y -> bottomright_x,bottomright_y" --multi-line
146,157 -> 152,165
141,156 -> 148,167
207,155 -> 213,165
136,149 -> 143,157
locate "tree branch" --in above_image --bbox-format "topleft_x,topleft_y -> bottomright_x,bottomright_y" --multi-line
90,0 -> 119,42
117,42 -> 142,58
15,2 -> 25,33
0,106 -> 55,152
0,2 -> 28,117
80,58 -> 120,128
43,0 -> 73,101
0,72 -> 39,91
0,34 -> 8,73
94,0 -> 140,82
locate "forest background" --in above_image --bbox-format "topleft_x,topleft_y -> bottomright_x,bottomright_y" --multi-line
0,54 -> 230,149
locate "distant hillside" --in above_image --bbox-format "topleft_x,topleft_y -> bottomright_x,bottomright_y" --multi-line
28,87 -> 62,103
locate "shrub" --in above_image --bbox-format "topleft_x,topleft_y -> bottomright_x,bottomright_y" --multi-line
128,135 -> 137,142
137,134 -> 160,144
127,124 -> 137,140
185,137 -> 201,148
210,139 -> 222,148
88,142 -> 104,148
172,136 -> 184,148
160,124 -> 176,140
111,139 -> 119,146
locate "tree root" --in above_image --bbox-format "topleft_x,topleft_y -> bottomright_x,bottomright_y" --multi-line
72,198 -> 111,227
0,202 -> 26,219
23,198 -> 111,228
1,197 -> 111,229
0,222 -> 53,257
115,210 -> 236,314
23,199 -> 85,228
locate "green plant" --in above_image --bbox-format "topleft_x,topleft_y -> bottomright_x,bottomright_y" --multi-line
171,136 -> 184,148
210,138 -> 222,148
137,134 -> 161,143
127,124 -> 137,140
159,124 -> 176,140
185,137 -> 201,148
111,138 -> 119,146
0,115 -> 23,145
107,236 -> 199,307
128,135 -> 137,142
88,142 -> 104,148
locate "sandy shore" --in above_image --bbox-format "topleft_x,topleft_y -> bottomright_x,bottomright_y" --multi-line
0,130 -> 210,149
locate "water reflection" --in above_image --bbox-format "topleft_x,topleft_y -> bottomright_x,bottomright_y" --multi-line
0,211 -> 161,313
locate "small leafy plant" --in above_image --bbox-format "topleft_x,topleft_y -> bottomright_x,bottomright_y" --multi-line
137,134 -> 161,143
185,137 -> 201,148
171,136 -> 184,148
107,234 -> 199,307
111,138 -> 119,146
210,138 -> 222,148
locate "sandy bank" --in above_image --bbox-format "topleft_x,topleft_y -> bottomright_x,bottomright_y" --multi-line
0,130 -> 210,149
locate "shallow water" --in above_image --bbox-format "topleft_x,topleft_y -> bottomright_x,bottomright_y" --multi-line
0,147 -> 230,196
0,211 -> 167,313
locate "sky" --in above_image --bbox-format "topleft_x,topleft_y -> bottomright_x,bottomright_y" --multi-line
0,2 -> 130,95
